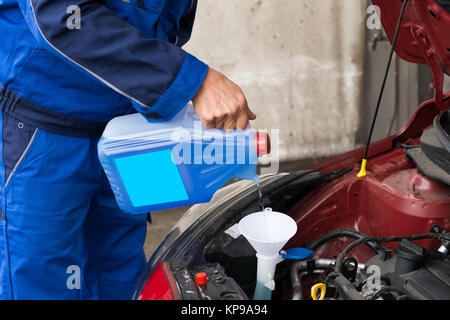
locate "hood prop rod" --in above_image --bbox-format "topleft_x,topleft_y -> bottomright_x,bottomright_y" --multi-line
358,0 -> 409,178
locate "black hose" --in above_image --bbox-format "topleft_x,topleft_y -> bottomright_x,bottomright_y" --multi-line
304,229 -> 379,254
334,233 -> 442,273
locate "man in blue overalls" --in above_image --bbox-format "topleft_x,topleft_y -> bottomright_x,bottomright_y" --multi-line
0,0 -> 256,299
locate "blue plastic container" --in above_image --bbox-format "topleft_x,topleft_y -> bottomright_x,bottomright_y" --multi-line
98,103 -> 269,214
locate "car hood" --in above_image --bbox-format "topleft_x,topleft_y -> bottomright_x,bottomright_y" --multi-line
373,0 -> 450,110
372,1 -> 450,186
372,0 -> 450,74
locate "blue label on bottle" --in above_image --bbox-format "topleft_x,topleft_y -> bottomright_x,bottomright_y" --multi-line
114,149 -> 189,207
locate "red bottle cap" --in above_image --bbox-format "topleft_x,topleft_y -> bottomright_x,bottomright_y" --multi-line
256,132 -> 271,156
196,272 -> 208,285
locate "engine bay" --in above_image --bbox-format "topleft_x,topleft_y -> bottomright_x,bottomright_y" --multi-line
181,144 -> 450,300
165,223 -> 450,301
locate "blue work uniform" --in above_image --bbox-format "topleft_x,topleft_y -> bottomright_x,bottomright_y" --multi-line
0,0 -> 208,299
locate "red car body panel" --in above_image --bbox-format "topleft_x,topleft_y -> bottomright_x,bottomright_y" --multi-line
138,263 -> 174,300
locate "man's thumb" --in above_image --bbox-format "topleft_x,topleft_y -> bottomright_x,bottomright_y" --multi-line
247,107 -> 257,120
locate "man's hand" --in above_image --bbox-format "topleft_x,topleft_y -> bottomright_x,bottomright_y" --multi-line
192,68 -> 257,130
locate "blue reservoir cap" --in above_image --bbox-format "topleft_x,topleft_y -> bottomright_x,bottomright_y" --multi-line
281,248 -> 314,260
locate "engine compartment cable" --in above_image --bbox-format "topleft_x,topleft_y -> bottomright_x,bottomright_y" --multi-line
334,232 -> 443,274
304,228 -> 380,254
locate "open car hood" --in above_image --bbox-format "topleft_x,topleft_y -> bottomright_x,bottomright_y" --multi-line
372,0 -> 450,110
371,0 -> 450,184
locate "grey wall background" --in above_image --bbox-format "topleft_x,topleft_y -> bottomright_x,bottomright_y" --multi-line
184,0 -> 367,163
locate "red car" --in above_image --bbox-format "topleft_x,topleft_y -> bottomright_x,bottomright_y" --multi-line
135,0 -> 450,301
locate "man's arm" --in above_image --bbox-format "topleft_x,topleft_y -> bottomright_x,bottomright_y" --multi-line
18,0 -> 255,128
17,0 -> 207,120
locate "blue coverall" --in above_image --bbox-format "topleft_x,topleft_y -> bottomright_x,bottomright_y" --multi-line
0,0 -> 208,299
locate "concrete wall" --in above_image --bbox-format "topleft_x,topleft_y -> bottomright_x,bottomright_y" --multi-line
184,0 -> 367,162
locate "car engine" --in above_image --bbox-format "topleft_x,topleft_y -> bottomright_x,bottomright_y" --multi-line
292,226 -> 450,300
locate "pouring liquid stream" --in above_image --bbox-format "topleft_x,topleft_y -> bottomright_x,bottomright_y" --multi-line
256,182 -> 265,212
256,182 -> 269,241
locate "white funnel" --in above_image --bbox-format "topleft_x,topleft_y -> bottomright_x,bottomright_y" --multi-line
238,208 -> 297,256
238,208 -> 297,299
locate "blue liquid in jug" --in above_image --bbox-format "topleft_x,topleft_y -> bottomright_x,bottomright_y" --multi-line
98,104 -> 267,214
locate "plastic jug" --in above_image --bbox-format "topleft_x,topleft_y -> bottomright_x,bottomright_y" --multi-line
98,103 -> 270,214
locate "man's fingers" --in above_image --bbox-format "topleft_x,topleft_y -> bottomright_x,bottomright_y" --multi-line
216,118 -> 228,129
235,112 -> 249,130
202,109 -> 253,130
192,68 -> 256,130
202,116 -> 216,130
223,115 -> 237,130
